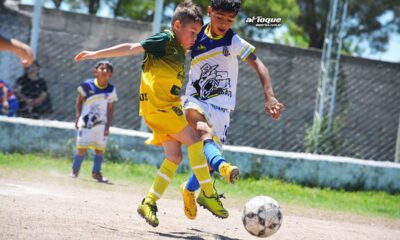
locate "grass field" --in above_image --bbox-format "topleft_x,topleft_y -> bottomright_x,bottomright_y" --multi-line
0,152 -> 399,219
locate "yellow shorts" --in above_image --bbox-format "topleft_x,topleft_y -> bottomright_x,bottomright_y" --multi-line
143,105 -> 188,146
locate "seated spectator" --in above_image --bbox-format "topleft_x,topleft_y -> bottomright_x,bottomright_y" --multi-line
0,80 -> 19,117
14,61 -> 52,119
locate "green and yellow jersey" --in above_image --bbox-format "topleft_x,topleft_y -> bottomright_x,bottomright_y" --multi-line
139,29 -> 188,143
139,29 -> 185,115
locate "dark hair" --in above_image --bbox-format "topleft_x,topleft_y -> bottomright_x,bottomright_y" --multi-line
172,0 -> 203,26
95,60 -> 113,72
211,0 -> 241,15
25,60 -> 40,73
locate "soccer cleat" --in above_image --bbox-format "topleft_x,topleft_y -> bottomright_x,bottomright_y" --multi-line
70,170 -> 79,178
219,163 -> 240,184
137,198 -> 159,227
196,190 -> 229,219
180,181 -> 197,220
92,172 -> 109,183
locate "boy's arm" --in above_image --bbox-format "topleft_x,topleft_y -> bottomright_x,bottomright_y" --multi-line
104,102 -> 114,136
75,95 -> 84,129
1,85 -> 9,112
246,52 -> 284,120
0,35 -> 34,67
74,43 -> 144,62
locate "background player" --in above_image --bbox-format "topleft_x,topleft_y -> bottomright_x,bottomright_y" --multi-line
0,80 -> 19,116
70,60 -> 118,183
180,0 -> 284,220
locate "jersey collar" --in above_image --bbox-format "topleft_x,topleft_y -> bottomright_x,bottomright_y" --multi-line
94,78 -> 108,89
205,24 -> 225,40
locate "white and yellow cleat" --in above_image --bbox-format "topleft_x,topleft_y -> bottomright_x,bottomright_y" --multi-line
180,181 -> 197,220
219,163 -> 240,184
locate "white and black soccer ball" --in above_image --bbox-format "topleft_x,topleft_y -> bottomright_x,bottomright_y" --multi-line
242,196 -> 283,238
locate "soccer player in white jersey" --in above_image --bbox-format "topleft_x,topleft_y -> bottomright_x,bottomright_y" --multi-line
180,0 -> 284,220
70,61 -> 118,183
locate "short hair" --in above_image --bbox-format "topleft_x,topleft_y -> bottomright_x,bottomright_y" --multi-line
172,0 -> 203,26
211,0 -> 241,15
25,60 -> 40,73
95,60 -> 113,72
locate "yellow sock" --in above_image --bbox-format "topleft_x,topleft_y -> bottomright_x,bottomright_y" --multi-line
188,141 -> 214,196
147,159 -> 179,202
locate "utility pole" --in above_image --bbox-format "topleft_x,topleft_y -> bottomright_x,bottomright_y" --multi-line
30,0 -> 42,58
312,0 -> 348,153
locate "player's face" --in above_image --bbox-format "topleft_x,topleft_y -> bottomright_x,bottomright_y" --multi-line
95,64 -> 112,80
208,7 -> 236,37
27,64 -> 39,80
175,20 -> 202,50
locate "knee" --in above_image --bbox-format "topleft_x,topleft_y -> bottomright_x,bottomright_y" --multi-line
166,152 -> 183,164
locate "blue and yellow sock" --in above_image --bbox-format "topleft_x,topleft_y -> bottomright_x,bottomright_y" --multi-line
92,155 -> 103,173
72,154 -> 85,172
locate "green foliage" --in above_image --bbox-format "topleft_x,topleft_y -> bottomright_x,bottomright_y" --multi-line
294,0 -> 400,55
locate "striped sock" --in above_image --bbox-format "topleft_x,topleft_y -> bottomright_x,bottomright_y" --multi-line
147,159 -> 179,202
188,141 -> 214,196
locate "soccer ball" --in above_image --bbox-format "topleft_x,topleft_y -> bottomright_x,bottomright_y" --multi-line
242,196 -> 283,238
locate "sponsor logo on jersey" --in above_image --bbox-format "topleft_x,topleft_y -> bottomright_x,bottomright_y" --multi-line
171,106 -> 183,116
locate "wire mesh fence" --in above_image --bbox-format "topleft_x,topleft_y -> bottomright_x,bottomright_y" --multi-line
1,6 -> 399,162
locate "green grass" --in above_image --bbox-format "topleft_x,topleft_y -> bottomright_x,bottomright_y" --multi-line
0,152 -> 399,219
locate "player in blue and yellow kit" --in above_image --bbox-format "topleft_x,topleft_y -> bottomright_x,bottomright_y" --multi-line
74,0 -> 229,227
179,0 -> 285,220
71,61 -> 118,183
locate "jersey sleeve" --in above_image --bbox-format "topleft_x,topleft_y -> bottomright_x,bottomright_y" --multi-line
77,82 -> 88,97
231,35 -> 256,61
140,32 -> 170,57
108,88 -> 118,103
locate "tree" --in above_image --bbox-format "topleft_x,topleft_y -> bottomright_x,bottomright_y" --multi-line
294,0 -> 400,54
51,0 -> 63,9
87,0 -> 100,15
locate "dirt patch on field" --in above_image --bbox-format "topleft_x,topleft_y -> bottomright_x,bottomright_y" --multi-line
0,170 -> 399,240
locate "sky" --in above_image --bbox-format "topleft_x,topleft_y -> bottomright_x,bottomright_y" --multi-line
21,0 -> 400,63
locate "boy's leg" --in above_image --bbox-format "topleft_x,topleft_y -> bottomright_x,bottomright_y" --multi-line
92,149 -> 108,183
71,148 -> 86,178
137,140 -> 181,227
171,125 -> 228,219
186,109 -> 239,182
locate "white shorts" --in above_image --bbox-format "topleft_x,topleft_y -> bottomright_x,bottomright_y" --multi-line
76,125 -> 107,151
182,95 -> 231,145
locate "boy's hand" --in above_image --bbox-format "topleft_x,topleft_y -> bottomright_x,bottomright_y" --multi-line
2,100 -> 9,114
74,51 -> 95,62
104,124 -> 110,136
265,97 -> 284,120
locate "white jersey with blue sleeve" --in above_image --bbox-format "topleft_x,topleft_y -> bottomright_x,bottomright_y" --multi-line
77,78 -> 118,129
185,24 -> 255,111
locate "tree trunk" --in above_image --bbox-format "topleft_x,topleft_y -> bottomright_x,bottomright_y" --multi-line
88,0 -> 100,15
113,0 -> 122,17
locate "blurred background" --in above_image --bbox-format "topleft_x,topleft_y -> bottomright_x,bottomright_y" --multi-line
0,0 -> 399,162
